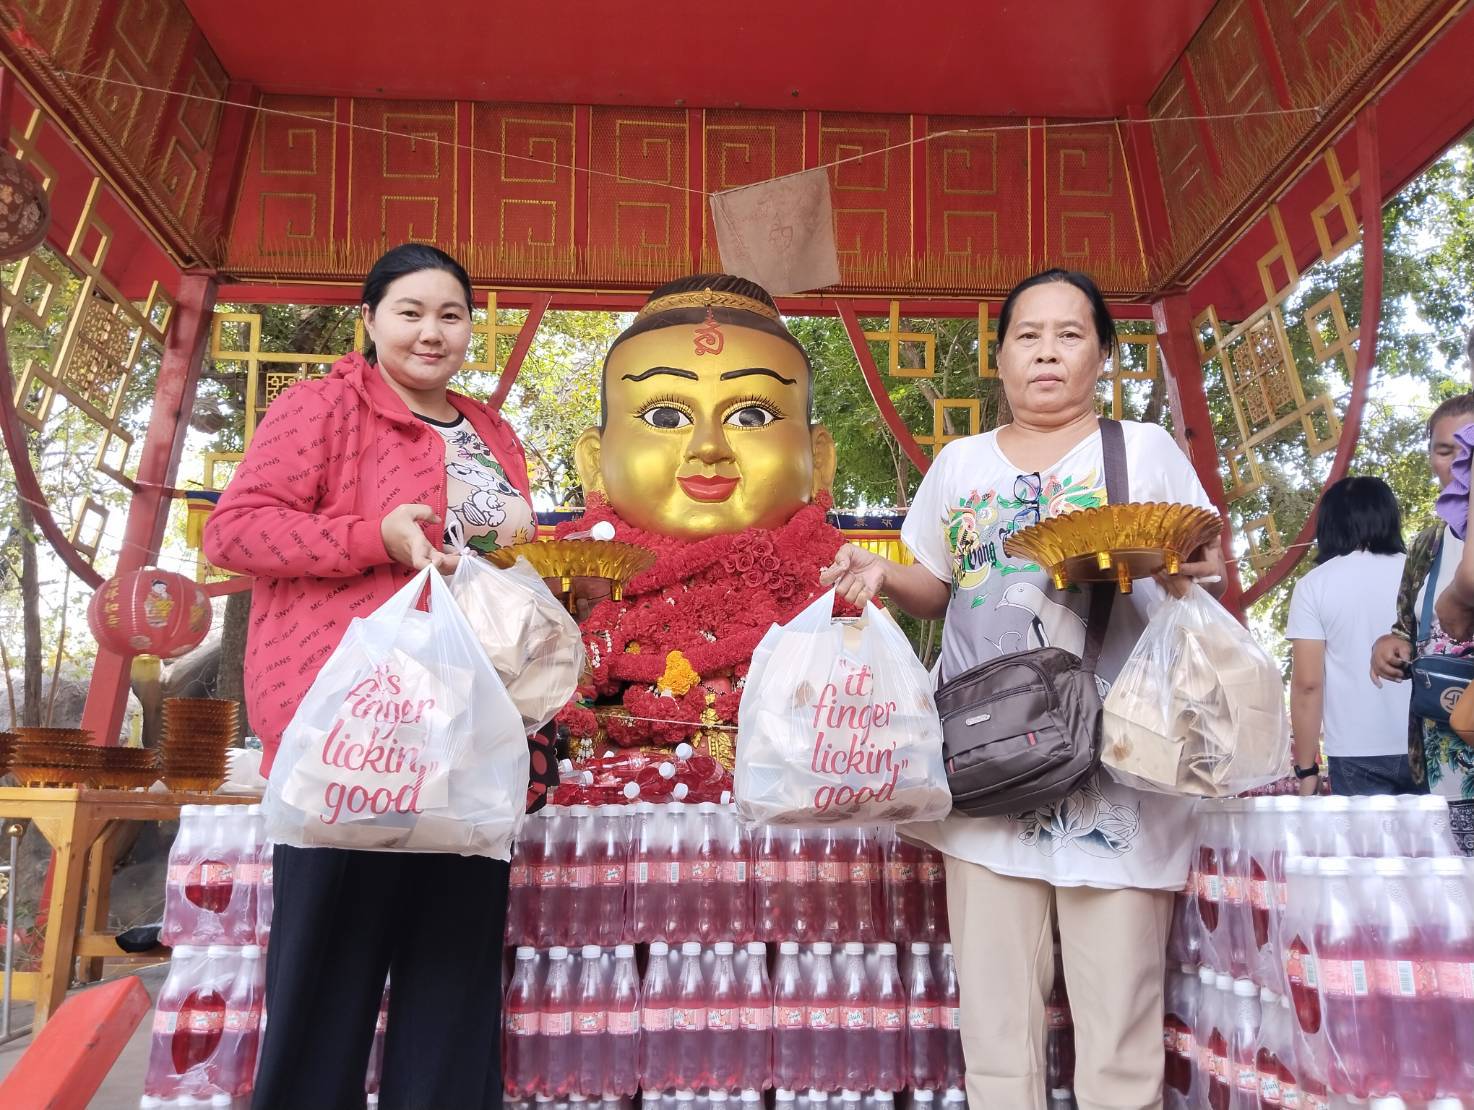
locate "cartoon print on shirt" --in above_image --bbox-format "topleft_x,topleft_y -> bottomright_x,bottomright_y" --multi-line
1013,780 -> 1142,858
996,580 -> 1086,652
444,460 -> 513,553
942,490 -> 1000,593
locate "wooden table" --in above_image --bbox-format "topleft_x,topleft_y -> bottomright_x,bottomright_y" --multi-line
0,787 -> 260,1028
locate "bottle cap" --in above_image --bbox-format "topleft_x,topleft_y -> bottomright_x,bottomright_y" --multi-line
672,783 -> 690,801
779,941 -> 799,955
1372,857 -> 1407,876
172,945 -> 198,959
1365,794 -> 1398,811
1413,795 -> 1450,811
242,945 -> 262,960
658,762 -> 676,780
878,941 -> 897,955
1317,857 -> 1350,876
698,801 -> 717,814
1322,796 -> 1351,812
714,941 -> 734,955
942,942 -> 954,955
1233,978 -> 1257,997
1431,856 -> 1469,876
1049,1093 -> 1072,1101
1179,962 -> 1195,975
1369,1099 -> 1408,1110
775,1092 -> 796,1103
176,1098 -> 199,1108
582,944 -> 602,958
515,946 -> 536,959
535,1097 -> 554,1105
615,943 -> 635,957
560,758 -> 574,773
813,941 -> 832,955
634,800 -> 655,814
246,804 -> 262,816
842,1092 -> 862,1103
843,941 -> 864,955
205,944 -> 232,958
1260,987 -> 1278,1004
914,1094 -> 935,1104
649,941 -> 669,956
211,1096 -> 232,1108
741,1092 -> 763,1104
139,1099 -> 162,1109
807,1091 -> 828,1102
675,742 -> 694,759
721,790 -> 733,805
911,941 -> 931,955
1215,973 -> 1233,991
747,941 -> 767,956
943,1092 -> 966,1104
1198,966 -> 1215,984
1270,795 -> 1303,812
676,1092 -> 696,1103
681,941 -> 702,956
599,803 -> 622,816
569,804 -> 590,817
569,1096 -> 587,1105
709,1094 -> 729,1105
874,1096 -> 895,1106
549,946 -> 569,959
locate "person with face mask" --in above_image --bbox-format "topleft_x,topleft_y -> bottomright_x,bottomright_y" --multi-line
204,243 -> 558,1107
821,268 -> 1227,1110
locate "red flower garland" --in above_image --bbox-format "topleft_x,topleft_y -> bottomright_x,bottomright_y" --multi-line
554,494 -> 852,747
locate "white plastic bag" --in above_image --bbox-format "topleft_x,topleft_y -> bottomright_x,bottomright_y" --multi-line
1103,583 -> 1290,797
450,554 -> 586,731
264,567 -> 529,858
735,589 -> 951,827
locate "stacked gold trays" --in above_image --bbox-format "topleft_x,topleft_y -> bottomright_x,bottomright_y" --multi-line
161,698 -> 239,792
486,539 -> 656,607
97,746 -> 161,790
0,731 -> 14,776
9,727 -> 100,787
1002,503 -> 1222,594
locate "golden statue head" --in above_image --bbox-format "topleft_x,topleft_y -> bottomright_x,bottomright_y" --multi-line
575,274 -> 836,539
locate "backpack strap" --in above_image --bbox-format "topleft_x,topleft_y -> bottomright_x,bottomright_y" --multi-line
1419,529 -> 1446,644
1082,418 -> 1129,674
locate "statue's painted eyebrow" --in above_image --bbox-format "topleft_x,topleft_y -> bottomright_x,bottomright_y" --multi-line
719,367 -> 797,385
621,366 -> 699,382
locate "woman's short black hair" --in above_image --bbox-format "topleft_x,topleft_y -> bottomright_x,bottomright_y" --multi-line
1313,475 -> 1406,564
996,267 -> 1117,360
360,243 -> 474,364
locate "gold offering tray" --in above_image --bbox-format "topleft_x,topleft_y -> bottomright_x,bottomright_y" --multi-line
484,539 -> 655,602
1002,502 -> 1221,593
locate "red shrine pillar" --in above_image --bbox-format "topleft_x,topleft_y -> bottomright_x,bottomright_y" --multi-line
1153,295 -> 1245,615
80,273 -> 218,744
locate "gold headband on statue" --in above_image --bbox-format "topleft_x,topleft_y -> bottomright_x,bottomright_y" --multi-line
634,287 -> 781,323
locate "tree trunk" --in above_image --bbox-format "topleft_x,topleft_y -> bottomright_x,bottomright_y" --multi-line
1142,368 -> 1167,426
216,589 -> 252,736
17,501 -> 41,727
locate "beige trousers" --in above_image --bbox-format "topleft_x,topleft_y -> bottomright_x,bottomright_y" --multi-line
943,855 -> 1173,1110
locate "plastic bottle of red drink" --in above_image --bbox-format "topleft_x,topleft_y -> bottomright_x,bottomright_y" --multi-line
144,947 -> 214,1097
818,829 -> 849,940
906,941 -> 942,1090
1397,795 -> 1458,857
629,803 -> 669,944
708,941 -> 742,1092
504,948 -> 541,1098
1314,857 -> 1384,1098
590,804 -> 628,948
665,808 -> 697,943
694,803 -> 725,944
753,824 -> 789,942
849,827 -> 881,943
566,807 -> 597,948
574,945 -> 609,1097
838,941 -> 875,1092
937,943 -> 963,1089
641,941 -> 679,1092
534,810 -> 572,949
786,829 -> 818,943
1045,944 -> 1075,1097
1367,857 -> 1440,1099
162,808 -> 207,947
517,809 -> 550,946
1191,967 -> 1217,1106
1205,973 -> 1232,1110
194,811 -> 236,920
871,941 -> 906,1093
1243,799 -> 1276,986
920,848 -> 948,944
773,940 -> 808,1091
1254,988 -> 1290,1110
738,941 -> 773,1091
605,944 -> 641,1097
807,941 -> 842,1091
539,946 -> 576,1097
218,944 -> 264,1097
506,825 -> 533,946
1222,803 -> 1254,979
884,834 -> 923,945
1228,978 -> 1263,1109
720,805 -> 752,943
674,941 -> 710,1089
1281,857 -> 1324,1044
1197,807 -> 1225,958
1425,855 -> 1474,1097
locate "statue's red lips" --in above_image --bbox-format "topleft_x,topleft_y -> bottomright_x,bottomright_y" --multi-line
678,474 -> 740,502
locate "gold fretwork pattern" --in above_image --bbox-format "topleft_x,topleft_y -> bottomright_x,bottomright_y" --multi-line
864,302 -> 935,378
1241,514 -> 1287,571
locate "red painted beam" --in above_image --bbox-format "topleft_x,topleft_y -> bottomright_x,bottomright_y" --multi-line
0,975 -> 151,1110
835,300 -> 930,476
1123,104 -> 1173,263
487,292 -> 551,411
1241,107 -> 1384,608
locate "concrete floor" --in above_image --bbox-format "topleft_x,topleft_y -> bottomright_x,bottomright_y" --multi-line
0,962 -> 166,1109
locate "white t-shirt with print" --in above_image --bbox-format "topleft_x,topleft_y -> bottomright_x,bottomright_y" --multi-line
900,420 -> 1215,890
418,414 -> 537,554
1285,551 -> 1411,758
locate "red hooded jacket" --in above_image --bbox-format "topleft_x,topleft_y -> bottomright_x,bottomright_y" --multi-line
203,352 -> 532,776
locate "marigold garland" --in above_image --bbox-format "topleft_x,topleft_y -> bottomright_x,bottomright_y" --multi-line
553,493 -> 852,748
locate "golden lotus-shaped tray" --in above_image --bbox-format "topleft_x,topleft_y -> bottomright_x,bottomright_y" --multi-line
1002,502 -> 1221,594
484,540 -> 655,600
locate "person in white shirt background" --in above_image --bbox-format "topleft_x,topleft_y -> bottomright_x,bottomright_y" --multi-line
822,268 -> 1227,1110
1286,475 -> 1416,796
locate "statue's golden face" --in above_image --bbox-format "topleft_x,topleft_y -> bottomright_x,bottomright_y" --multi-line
575,323 -> 836,538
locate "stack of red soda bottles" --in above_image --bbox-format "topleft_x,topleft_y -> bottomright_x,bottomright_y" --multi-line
145,804 -> 271,1109
1164,793 -> 1473,1110
502,740 -> 961,1110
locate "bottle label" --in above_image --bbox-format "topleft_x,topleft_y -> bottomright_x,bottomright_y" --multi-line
569,864 -> 594,889
1210,1050 -> 1227,1083
708,1005 -> 738,1031
1318,957 -> 1370,997
942,1005 -> 960,1032
785,860 -> 816,884
775,1004 -> 805,1030
608,1009 -> 640,1035
541,1010 -> 573,1036
643,1006 -> 672,1033
841,1005 -> 873,1031
1276,879 -> 1289,909
874,1003 -> 904,1031
673,1006 -> 707,1032
1224,874 -> 1246,906
183,1006 -> 224,1035
922,861 -> 945,883
1249,877 -> 1271,912
1045,1004 -> 1071,1029
1372,957 -> 1436,998
807,1004 -> 840,1030
667,862 -> 683,883
1161,1025 -> 1174,1051
1259,1071 -> 1283,1106
754,860 -> 781,883
536,865 -> 561,888
1176,1031 -> 1195,1059
506,1010 -> 537,1036
688,860 -> 714,883
818,862 -> 845,883
906,1003 -> 937,1030
1302,1091 -> 1328,1110
1281,1082 -> 1301,1109
576,1010 -> 608,1035
153,1009 -> 180,1035
237,861 -> 262,884
740,1004 -> 772,1030
1236,1065 -> 1257,1092
1198,1042 -> 1213,1076
1435,959 -> 1474,1000
849,861 -> 877,883
224,1006 -> 258,1033
598,863 -> 625,886
1286,942 -> 1318,991
167,862 -> 191,883
886,861 -> 915,883
635,861 -> 651,884
509,863 -> 530,888
720,860 -> 747,883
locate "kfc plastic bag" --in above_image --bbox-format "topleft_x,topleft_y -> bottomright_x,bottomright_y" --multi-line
450,553 -> 585,731
264,567 -> 529,858
735,589 -> 951,827
1103,583 -> 1290,797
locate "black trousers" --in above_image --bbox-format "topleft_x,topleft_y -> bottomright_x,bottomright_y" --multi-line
252,844 -> 509,1110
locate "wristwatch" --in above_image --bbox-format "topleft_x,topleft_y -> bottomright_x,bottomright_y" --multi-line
1293,761 -> 1321,779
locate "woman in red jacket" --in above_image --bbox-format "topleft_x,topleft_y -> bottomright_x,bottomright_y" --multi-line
205,243 -> 544,1109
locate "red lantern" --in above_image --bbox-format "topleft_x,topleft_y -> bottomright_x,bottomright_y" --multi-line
87,568 -> 212,659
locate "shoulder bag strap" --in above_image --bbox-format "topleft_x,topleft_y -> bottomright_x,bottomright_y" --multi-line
1082,418 -> 1129,674
1419,529 -> 1446,643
